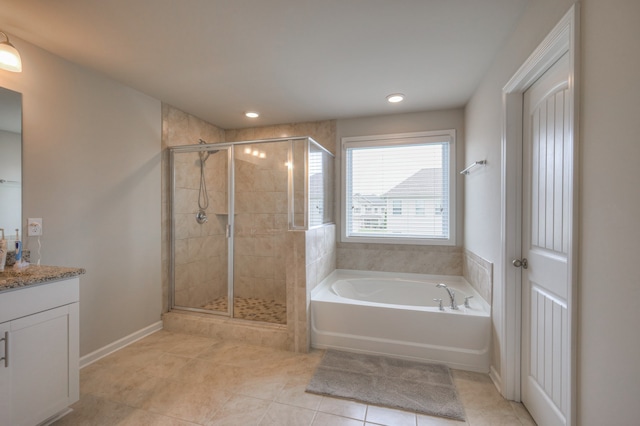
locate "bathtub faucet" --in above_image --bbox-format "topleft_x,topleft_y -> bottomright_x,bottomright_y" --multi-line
436,283 -> 458,310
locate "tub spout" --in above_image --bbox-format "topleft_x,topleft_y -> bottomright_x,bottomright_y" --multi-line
436,283 -> 458,310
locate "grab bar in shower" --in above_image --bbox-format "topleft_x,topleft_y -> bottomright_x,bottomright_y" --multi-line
459,160 -> 486,175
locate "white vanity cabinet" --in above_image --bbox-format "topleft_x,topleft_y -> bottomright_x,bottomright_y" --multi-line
0,277 -> 80,426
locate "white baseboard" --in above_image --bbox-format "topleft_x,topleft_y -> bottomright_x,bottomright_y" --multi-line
489,365 -> 503,394
79,321 -> 163,368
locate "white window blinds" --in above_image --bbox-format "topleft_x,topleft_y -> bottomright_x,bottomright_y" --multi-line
342,131 -> 455,245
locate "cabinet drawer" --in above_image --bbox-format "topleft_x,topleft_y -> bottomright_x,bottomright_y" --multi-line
0,278 -> 79,324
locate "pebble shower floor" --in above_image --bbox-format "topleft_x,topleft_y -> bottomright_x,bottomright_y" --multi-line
202,297 -> 287,324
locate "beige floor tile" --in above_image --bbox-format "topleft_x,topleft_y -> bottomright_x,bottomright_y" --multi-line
235,373 -> 289,400
66,331 -> 525,426
465,407 -> 524,426
127,330 -> 179,351
317,397 -> 367,420
365,405 -> 417,426
164,334 -> 221,357
452,371 -> 513,413
115,409 -> 201,425
204,394 -> 271,425
138,352 -> 193,379
52,394 -> 136,425
259,402 -> 316,426
80,364 -> 163,408
275,380 -> 323,410
417,412 -> 469,425
168,357 -> 247,388
92,345 -> 166,371
312,411 -> 365,426
509,401 -> 536,425
142,379 -> 232,423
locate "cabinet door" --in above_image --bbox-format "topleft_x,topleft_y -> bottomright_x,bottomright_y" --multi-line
10,303 -> 79,426
0,322 -> 10,426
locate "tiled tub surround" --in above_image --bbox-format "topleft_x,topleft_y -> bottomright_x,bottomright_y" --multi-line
336,242 -> 462,276
0,264 -> 85,290
462,249 -> 493,305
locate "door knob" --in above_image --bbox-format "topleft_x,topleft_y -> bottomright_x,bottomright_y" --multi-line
512,258 -> 528,269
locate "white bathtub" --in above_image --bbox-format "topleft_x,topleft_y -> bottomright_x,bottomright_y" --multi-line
310,269 -> 491,372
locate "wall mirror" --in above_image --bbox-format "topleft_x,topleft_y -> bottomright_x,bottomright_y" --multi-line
0,86 -> 22,244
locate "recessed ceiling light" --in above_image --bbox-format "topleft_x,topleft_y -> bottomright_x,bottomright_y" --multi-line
386,94 -> 405,103
245,111 -> 259,118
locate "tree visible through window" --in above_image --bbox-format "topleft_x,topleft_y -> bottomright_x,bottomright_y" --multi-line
342,130 -> 455,245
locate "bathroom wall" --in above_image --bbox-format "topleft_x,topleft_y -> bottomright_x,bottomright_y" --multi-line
335,109 -> 465,275
465,0 -> 640,423
161,104 -> 226,312
0,37 -> 162,356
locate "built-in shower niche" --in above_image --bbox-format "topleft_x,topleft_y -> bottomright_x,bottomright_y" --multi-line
169,137 -> 334,332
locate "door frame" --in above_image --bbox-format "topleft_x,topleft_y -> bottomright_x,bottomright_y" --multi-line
499,4 -> 579,424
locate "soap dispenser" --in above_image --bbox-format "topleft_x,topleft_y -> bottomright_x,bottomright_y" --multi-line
0,228 -> 6,271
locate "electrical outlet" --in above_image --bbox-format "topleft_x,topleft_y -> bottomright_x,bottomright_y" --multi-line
28,218 -> 43,236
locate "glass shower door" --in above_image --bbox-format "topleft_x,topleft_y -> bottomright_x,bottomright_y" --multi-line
232,141 -> 289,324
170,146 -> 231,315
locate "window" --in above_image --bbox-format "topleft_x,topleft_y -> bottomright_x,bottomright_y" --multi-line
341,130 -> 455,245
392,200 -> 402,215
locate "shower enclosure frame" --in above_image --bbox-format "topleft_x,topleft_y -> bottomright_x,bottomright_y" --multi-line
168,136 -> 334,321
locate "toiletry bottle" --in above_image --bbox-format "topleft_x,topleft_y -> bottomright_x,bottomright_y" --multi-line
0,228 -> 6,271
14,228 -> 22,263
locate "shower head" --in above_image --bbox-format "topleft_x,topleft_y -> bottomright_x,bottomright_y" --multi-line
198,139 -> 220,163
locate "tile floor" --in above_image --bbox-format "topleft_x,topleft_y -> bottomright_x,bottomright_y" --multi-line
53,330 -> 536,426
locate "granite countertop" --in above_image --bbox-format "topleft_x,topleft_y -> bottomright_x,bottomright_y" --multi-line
0,265 -> 86,292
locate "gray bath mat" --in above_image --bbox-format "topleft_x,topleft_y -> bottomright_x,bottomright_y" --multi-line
306,350 -> 466,421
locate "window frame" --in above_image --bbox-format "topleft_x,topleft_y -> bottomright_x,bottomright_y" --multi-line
340,130 -> 456,246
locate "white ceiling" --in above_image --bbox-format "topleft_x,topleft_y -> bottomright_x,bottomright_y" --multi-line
0,0 -> 528,129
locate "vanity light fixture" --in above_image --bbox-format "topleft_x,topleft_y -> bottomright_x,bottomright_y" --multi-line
245,111 -> 259,118
0,31 -> 22,72
386,93 -> 405,103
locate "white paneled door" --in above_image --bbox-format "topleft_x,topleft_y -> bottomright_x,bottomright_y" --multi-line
521,52 -> 571,426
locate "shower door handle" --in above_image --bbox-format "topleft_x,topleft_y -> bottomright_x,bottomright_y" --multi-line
226,224 -> 231,238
